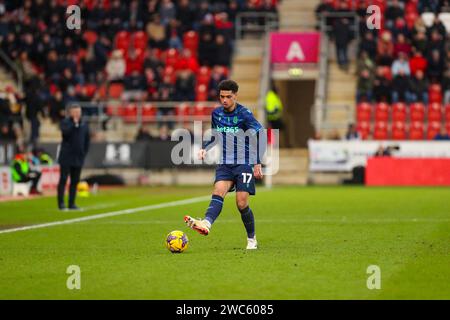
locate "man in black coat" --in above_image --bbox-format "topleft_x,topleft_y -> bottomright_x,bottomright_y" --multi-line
57,104 -> 90,210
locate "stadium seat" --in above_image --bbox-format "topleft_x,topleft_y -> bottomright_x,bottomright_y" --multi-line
142,103 -> 157,122
410,102 -> 425,122
375,102 -> 390,122
84,83 -> 98,98
428,84 -> 442,104
164,49 -> 179,68
123,103 -> 138,122
83,30 -> 98,45
115,31 -> 130,51
438,13 -> 450,33
409,121 -> 424,140
392,102 -> 407,122
194,102 -> 208,117
446,121 -> 450,135
132,31 -> 147,51
356,102 -> 372,122
196,84 -> 208,101
373,121 -> 388,140
426,121 -> 441,140
196,66 -> 211,86
356,121 -> 371,140
391,121 -> 407,140
108,83 -> 124,99
427,103 -> 442,122
405,12 -> 419,29
175,103 -> 193,119
162,65 -> 176,83
183,31 -> 199,56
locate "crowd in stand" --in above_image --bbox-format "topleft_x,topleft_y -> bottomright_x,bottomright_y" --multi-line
316,0 -> 450,140
0,0 -> 279,146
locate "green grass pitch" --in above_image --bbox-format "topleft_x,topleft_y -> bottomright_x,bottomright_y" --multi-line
0,186 -> 449,299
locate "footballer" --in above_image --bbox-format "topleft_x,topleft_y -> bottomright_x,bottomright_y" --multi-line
184,80 -> 266,250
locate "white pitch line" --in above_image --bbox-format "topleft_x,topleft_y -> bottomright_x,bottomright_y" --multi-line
0,195 -> 210,235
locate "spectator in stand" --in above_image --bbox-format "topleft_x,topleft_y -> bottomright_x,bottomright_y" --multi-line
419,0 -> 441,13
393,34 -> 412,58
359,31 -> 378,60
333,17 -> 352,70
409,70 -> 429,104
145,67 -> 160,100
135,126 -> 154,141
315,0 -> 335,32
345,123 -> 361,140
427,30 -> 446,57
168,29 -> 183,50
389,17 -> 410,40
49,89 -> 65,123
159,0 -> 176,26
433,127 -> 450,140
412,30 -> 429,54
426,15 -> 447,40
177,0 -> 195,34
213,34 -> 232,67
159,75 -> 175,102
146,15 -> 167,50
124,70 -> 147,101
174,70 -> 196,101
215,12 -> 234,42
357,51 -> 376,79
427,49 -> 445,82
392,69 -> 413,103
443,69 -> 450,104
377,31 -> 394,66
106,50 -> 126,83
356,69 -> 374,102
385,0 -> 404,30
0,122 -> 16,142
198,32 -> 216,66
143,49 -> 164,76
409,48 -> 428,75
208,66 -> 227,101
373,67 -> 392,102
392,52 -> 411,77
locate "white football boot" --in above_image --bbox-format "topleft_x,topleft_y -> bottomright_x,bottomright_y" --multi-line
184,215 -> 210,235
246,236 -> 258,250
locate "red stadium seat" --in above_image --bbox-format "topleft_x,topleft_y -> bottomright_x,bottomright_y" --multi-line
194,102 -> 209,117
164,49 -> 179,68
427,103 -> 442,122
115,31 -> 130,51
183,31 -> 199,56
83,30 -> 98,45
196,66 -> 211,86
356,121 -> 371,140
108,83 -> 124,99
84,83 -> 98,98
410,102 -> 425,122
132,31 -> 147,51
375,102 -> 390,122
426,121 -> 441,140
356,102 -> 372,122
162,65 -> 176,83
175,103 -> 193,118
196,84 -> 208,101
142,103 -> 157,122
373,121 -> 388,140
409,121 -> 424,140
392,102 -> 407,122
446,122 -> 450,135
122,103 -> 137,122
428,84 -> 442,104
391,121 -> 407,140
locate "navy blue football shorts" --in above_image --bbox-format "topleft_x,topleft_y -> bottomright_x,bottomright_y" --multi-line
214,164 -> 256,195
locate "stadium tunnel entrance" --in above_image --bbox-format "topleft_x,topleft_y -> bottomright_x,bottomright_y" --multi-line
273,79 -> 316,148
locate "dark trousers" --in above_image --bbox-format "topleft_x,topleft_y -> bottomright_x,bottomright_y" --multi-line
18,170 -> 41,190
57,166 -> 82,207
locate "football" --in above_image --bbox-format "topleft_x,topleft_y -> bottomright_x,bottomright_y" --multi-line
165,230 -> 189,253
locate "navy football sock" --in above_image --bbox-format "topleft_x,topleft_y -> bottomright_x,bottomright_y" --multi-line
204,195 -> 224,225
239,206 -> 255,238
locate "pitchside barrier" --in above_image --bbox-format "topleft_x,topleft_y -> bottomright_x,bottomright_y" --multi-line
308,140 -> 450,186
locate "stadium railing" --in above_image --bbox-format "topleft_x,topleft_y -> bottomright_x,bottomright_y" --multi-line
0,48 -> 23,93
235,12 -> 279,40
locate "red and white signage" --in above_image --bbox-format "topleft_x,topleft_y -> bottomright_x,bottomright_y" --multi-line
0,166 -> 12,195
270,32 -> 321,64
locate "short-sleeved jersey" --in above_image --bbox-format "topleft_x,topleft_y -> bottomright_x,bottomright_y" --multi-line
204,103 -> 264,165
